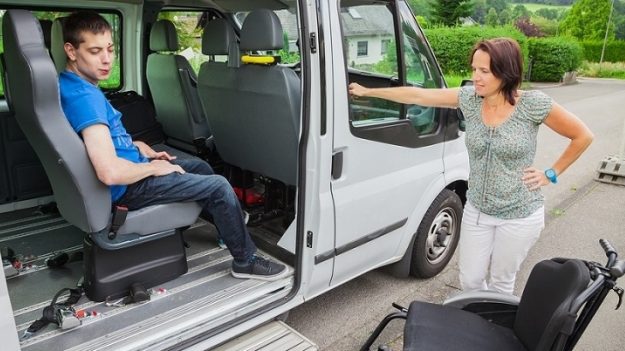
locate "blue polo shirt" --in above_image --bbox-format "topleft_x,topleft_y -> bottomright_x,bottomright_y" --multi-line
59,71 -> 148,202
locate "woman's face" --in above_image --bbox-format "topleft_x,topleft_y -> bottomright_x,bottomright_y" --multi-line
471,49 -> 502,99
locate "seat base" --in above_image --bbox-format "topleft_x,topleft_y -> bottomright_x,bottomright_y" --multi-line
404,301 -> 526,351
83,230 -> 188,302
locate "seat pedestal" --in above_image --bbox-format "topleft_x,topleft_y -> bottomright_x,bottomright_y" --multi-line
83,231 -> 188,302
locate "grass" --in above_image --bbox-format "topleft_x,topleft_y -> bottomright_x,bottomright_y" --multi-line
514,2 -> 571,12
578,61 -> 625,79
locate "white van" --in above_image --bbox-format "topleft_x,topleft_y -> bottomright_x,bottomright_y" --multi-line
0,0 -> 468,350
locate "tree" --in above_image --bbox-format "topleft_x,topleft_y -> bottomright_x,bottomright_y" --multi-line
472,0 -> 488,24
512,4 -> 531,21
532,16 -> 560,36
485,8 -> 499,26
499,8 -> 512,25
559,0 -> 614,41
535,8 -> 560,21
515,17 -> 543,37
430,0 -> 473,26
614,0 -> 625,40
485,0 -> 508,14
407,0 -> 431,17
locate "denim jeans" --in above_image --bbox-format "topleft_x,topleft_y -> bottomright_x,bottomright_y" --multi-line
115,158 -> 256,262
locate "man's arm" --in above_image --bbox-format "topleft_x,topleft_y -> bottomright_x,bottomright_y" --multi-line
81,124 -> 184,185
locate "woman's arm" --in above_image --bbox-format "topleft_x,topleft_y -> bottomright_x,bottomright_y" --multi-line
523,102 -> 593,189
543,102 -> 594,176
348,83 -> 460,108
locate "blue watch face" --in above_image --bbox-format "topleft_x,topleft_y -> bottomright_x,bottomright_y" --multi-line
545,169 -> 557,183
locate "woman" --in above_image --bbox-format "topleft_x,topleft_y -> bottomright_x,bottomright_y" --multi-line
349,38 -> 593,295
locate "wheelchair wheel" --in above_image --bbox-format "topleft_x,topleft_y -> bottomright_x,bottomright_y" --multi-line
410,189 -> 463,278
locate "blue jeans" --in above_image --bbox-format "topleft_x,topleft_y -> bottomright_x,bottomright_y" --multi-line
115,158 -> 256,262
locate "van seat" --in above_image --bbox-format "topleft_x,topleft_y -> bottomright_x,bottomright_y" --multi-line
198,12 -> 300,186
3,10 -> 201,301
147,20 -> 212,154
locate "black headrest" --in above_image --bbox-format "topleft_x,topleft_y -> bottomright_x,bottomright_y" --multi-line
150,20 -> 179,52
201,18 -> 237,56
240,9 -> 283,51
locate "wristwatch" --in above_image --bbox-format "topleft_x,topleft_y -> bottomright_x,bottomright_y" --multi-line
545,168 -> 558,184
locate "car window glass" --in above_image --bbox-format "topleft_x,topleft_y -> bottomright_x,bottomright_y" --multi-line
339,3 -> 402,126
0,9 -> 122,96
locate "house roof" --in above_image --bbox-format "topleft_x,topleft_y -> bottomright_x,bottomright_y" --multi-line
339,6 -> 393,37
275,5 -> 394,41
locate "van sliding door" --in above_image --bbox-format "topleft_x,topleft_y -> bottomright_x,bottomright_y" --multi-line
327,0 -> 447,285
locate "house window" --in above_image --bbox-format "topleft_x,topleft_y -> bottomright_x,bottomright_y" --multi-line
357,41 -> 368,57
381,39 -> 391,55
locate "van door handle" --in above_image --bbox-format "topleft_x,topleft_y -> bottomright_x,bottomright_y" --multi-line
332,152 -> 343,180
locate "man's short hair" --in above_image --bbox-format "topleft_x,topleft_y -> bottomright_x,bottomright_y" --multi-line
63,11 -> 112,48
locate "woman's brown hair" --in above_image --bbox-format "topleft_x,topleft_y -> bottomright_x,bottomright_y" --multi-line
470,38 -> 523,105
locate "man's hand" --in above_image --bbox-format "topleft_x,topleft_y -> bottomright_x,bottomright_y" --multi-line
82,125 -> 182,185
150,159 -> 185,176
134,141 -> 176,161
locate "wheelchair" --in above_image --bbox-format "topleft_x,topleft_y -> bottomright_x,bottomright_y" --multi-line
362,239 -> 625,351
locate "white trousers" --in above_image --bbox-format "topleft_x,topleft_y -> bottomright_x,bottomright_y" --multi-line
458,202 -> 545,295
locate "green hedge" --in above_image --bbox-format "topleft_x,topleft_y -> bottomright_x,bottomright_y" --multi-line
528,37 -> 583,82
424,26 -> 528,75
580,40 -> 625,63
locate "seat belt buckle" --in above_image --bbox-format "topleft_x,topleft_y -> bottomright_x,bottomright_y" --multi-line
56,306 -> 81,329
108,205 -> 128,239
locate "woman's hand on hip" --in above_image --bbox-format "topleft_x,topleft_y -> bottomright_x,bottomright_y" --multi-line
522,167 -> 550,190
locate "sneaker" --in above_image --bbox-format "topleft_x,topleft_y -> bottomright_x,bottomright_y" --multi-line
231,255 -> 288,281
243,210 -> 250,225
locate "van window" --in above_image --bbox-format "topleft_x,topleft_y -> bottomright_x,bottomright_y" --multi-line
0,9 -> 122,95
341,1 -> 445,142
234,9 -> 300,67
160,9 -> 300,74
156,11 -> 219,73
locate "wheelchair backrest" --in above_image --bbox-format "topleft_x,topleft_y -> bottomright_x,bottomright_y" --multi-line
514,259 -> 590,351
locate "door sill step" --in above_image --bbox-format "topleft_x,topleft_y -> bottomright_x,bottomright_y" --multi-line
213,321 -> 318,351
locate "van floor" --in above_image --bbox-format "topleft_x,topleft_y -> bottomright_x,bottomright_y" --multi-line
2,205 -> 293,351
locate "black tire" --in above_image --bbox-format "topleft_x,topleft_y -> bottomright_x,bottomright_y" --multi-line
410,189 -> 463,278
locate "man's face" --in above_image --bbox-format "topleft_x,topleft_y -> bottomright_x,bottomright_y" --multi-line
64,30 -> 114,85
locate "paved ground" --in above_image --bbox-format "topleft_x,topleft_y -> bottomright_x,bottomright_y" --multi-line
287,78 -> 625,350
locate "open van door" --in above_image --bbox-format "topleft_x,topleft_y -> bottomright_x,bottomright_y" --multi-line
327,0 -> 451,285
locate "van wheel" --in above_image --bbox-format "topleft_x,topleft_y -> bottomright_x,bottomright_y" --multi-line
410,189 -> 463,278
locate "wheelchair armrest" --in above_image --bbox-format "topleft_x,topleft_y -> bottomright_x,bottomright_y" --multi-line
443,290 -> 520,329
443,290 -> 520,309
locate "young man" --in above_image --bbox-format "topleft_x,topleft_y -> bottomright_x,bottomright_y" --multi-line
58,11 -> 287,281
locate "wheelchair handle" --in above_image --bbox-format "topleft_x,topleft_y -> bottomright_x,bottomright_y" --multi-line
600,239 -> 617,257
611,260 -> 625,279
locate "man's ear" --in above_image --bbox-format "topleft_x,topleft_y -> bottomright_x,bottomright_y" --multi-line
64,42 -> 76,61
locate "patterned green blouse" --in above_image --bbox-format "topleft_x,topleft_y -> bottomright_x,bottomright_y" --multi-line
458,86 -> 553,219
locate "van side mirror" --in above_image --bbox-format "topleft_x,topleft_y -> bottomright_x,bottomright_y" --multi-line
456,80 -> 473,132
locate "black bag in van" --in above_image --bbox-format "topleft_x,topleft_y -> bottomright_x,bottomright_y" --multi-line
106,90 -> 165,145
